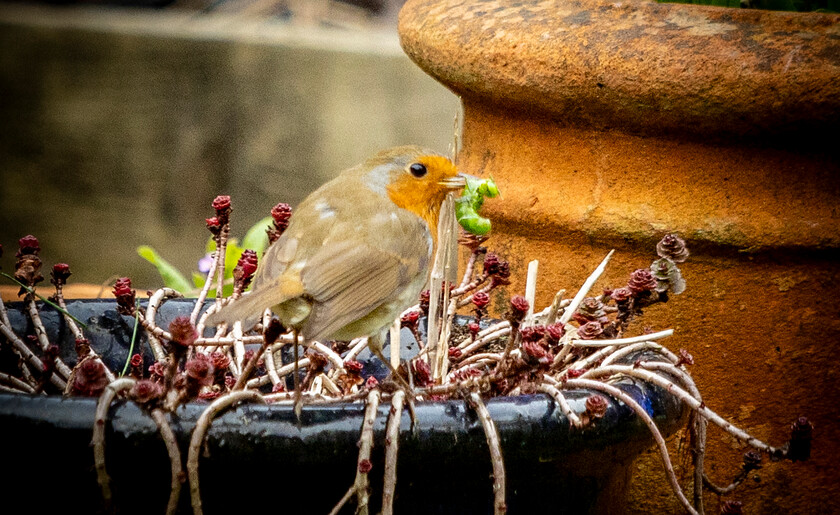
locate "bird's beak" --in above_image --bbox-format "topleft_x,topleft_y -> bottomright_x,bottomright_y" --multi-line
439,173 -> 467,190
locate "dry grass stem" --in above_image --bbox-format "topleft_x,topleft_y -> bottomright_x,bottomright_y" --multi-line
565,378 -> 699,515
382,390 -> 405,515
188,390 -> 265,515
354,390 -> 381,514
93,377 -> 136,507
468,392 -> 506,514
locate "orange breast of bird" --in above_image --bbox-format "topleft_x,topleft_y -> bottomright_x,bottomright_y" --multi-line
207,145 -> 464,343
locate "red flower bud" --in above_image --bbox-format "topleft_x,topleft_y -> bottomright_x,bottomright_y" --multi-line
358,459 -> 373,474
448,347 -> 462,359
17,235 -> 40,256
508,295 -> 530,322
577,321 -> 603,340
50,263 -> 72,286
185,354 -> 215,386
412,358 -> 432,387
212,195 -> 231,212
130,353 -> 143,368
365,376 -> 379,389
400,310 -> 420,327
472,291 -> 490,309
271,202 -> 293,231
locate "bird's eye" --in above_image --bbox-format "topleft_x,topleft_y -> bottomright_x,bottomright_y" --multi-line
409,163 -> 427,178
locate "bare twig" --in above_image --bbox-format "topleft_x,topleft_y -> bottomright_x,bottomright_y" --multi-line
382,390 -> 405,515
188,390 -> 266,515
149,408 -> 184,515
468,392 -> 506,514
354,390 -> 381,515
565,378 -> 699,515
93,377 -> 136,508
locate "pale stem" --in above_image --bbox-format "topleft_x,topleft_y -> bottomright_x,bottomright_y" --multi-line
149,408 -> 183,515
232,321 -> 245,375
93,377 -> 136,507
468,392 -> 506,515
570,329 -> 674,347
145,288 -> 183,361
523,260 -> 539,325
354,390 -> 381,514
0,372 -> 36,393
600,341 -> 680,368
578,366 -> 782,454
564,378 -> 699,515
559,250 -> 615,325
389,318 -> 401,371
54,293 -> 115,382
382,390 -> 405,515
188,390 -> 265,515
535,383 -> 583,429
25,297 -> 72,379
0,322 -> 64,389
190,251 -> 220,326
544,289 -> 567,325
458,250 -> 479,290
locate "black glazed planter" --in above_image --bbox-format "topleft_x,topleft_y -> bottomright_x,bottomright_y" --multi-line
0,299 -> 686,514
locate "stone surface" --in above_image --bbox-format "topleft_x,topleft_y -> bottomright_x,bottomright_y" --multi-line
400,0 -> 839,513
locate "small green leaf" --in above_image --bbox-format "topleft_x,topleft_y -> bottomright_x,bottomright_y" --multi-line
242,216 -> 273,254
192,272 -> 206,289
137,245 -> 193,294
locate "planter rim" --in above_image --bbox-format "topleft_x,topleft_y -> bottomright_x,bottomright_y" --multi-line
399,0 -> 840,140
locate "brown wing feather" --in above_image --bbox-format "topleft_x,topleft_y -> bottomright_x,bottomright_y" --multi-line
299,241 -> 404,340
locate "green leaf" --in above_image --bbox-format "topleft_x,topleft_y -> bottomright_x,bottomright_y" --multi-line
192,272 -> 206,289
242,216 -> 272,254
136,245 -> 193,294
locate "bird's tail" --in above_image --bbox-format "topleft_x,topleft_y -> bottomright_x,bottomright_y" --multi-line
204,274 -> 304,330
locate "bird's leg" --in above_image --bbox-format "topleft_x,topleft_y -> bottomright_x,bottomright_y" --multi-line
293,329 -> 302,420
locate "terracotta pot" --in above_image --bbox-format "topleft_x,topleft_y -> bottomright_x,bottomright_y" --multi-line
399,0 -> 840,512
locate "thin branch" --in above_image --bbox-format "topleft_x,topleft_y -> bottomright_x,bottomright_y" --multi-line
149,408 -> 184,515
382,390 -> 405,515
565,378 -> 698,515
93,377 -> 136,508
468,392 -> 506,515
188,390 -> 266,515
354,390 -> 381,515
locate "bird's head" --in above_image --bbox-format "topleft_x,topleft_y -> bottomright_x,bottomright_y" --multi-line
362,146 -> 465,233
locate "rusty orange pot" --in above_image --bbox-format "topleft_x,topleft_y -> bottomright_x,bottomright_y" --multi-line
400,0 -> 840,513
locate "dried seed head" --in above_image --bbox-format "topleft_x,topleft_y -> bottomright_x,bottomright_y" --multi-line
307,351 -> 329,373
577,321 -> 603,340
627,269 -> 657,295
50,263 -> 72,287
787,416 -> 813,462
719,500 -> 743,515
185,353 -> 215,386
131,379 -> 164,405
168,316 -> 198,348
656,233 -> 689,263
611,287 -> 633,303
71,359 -> 109,397
585,395 -> 609,419
412,358 -> 433,387
742,450 -> 762,472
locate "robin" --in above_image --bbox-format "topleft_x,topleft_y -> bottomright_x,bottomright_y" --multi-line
207,145 -> 465,391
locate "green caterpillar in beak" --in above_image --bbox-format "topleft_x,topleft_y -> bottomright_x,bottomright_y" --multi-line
456,177 -> 500,236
